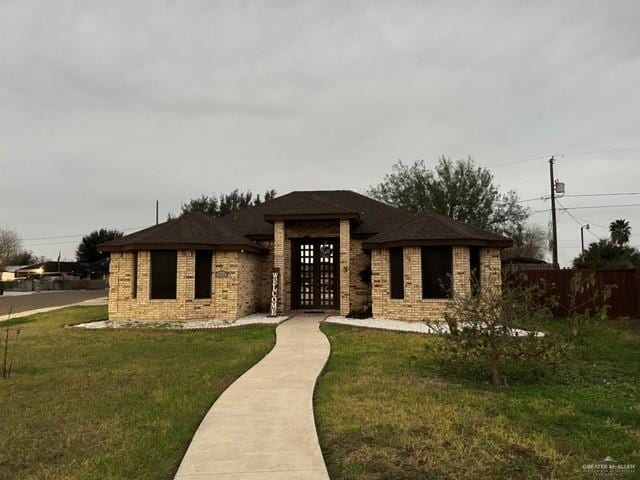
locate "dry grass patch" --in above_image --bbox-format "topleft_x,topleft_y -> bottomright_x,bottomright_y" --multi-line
316,321 -> 640,479
0,306 -> 275,479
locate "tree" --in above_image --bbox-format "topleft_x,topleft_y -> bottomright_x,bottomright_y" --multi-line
177,189 -> 277,217
503,223 -> 548,259
76,229 -> 124,263
369,157 -> 529,237
440,273 -> 609,386
573,239 -> 640,269
0,228 -> 21,268
609,219 -> 631,246
4,250 -> 43,266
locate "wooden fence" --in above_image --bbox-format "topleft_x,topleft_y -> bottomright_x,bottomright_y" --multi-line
506,268 -> 640,318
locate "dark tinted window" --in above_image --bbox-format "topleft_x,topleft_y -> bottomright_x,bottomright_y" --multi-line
421,247 -> 452,299
195,250 -> 213,299
131,251 -> 138,299
469,247 -> 481,296
150,250 -> 177,299
389,247 -> 404,299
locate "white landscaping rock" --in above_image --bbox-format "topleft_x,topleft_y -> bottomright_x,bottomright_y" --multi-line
72,313 -> 289,330
324,316 -> 543,337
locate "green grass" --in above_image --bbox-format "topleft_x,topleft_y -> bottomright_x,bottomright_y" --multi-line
316,320 -> 640,480
0,306 -> 276,479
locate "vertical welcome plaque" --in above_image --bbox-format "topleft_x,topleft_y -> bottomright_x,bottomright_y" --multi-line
269,269 -> 279,317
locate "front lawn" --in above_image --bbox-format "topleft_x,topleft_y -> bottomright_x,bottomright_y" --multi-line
316,320 -> 640,480
0,306 -> 276,479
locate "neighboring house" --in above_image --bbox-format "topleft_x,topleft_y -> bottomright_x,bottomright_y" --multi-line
501,251 -> 553,271
100,190 -> 511,321
1,265 -> 28,281
15,261 -> 92,279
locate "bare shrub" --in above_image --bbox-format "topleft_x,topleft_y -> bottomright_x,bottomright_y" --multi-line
440,273 -> 610,386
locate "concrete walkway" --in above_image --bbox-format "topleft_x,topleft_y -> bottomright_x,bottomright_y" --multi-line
174,314 -> 331,480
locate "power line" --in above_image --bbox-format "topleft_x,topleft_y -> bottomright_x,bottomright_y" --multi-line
21,225 -> 148,241
531,203 -> 640,214
557,200 -> 602,241
518,192 -> 640,204
488,146 -> 640,170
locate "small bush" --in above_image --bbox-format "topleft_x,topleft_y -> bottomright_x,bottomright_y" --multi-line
439,273 -> 610,386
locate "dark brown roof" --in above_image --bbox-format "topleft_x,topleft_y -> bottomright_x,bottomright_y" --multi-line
99,190 -> 511,252
222,190 -> 413,238
500,251 -> 547,264
362,211 -> 512,248
99,212 -> 266,253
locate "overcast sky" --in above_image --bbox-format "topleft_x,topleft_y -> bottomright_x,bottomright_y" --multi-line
1,0 -> 639,266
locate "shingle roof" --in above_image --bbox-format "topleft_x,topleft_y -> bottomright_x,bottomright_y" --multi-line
222,190 -> 413,237
362,211 -> 512,248
99,212 -> 266,252
99,190 -> 511,252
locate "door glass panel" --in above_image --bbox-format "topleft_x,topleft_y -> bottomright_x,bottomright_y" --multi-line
294,239 -> 337,309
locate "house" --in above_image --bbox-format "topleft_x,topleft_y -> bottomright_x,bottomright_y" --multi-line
14,261 -> 92,279
1,265 -> 28,282
501,251 -> 553,270
100,190 -> 511,322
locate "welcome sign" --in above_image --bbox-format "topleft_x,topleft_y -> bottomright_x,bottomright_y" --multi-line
270,269 -> 279,317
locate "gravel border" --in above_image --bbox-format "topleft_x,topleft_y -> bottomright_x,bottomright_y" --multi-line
325,316 -> 543,337
72,313 -> 290,330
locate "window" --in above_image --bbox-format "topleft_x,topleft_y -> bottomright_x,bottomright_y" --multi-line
150,250 -> 177,299
389,247 -> 404,299
131,251 -> 138,299
195,250 -> 213,299
469,247 -> 481,296
421,246 -> 452,299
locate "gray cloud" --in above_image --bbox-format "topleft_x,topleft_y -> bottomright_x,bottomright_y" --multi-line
1,0 -> 639,265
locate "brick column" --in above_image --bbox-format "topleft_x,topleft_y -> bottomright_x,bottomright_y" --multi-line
108,252 -> 120,317
138,250 -> 150,302
273,221 -> 285,313
339,219 -> 350,315
371,248 -> 387,318
480,248 -> 502,295
452,246 -> 471,299
178,250 -> 195,319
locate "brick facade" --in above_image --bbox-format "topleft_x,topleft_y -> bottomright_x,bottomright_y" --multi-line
371,246 -> 502,321
108,249 -> 265,321
107,225 -> 503,323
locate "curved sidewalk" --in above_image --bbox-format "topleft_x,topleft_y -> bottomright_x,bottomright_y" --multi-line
174,314 -> 331,480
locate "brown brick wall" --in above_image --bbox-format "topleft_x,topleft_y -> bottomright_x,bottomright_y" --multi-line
339,219 -> 350,315
371,246 -> 502,321
349,239 -> 371,312
108,249 -> 263,321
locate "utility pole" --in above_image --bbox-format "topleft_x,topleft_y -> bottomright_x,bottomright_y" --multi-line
549,156 -> 559,268
581,224 -> 590,254
155,200 -> 159,225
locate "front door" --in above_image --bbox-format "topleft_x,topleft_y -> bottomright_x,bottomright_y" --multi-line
291,238 -> 339,310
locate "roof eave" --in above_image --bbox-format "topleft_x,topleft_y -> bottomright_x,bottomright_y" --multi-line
262,212 -> 361,223
99,242 -> 266,254
362,238 -> 513,250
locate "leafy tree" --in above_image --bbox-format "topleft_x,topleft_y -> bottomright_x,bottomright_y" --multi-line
573,239 -> 640,269
0,228 -> 21,268
503,223 -> 548,259
369,157 -> 529,237
440,273 -> 609,386
76,229 -> 123,263
177,189 -> 277,217
609,219 -> 631,246
4,250 -> 43,266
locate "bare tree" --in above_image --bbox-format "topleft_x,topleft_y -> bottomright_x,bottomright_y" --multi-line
0,228 -> 22,268
504,223 -> 548,259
